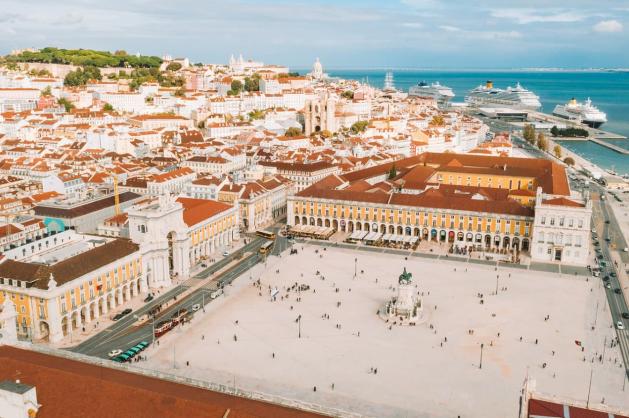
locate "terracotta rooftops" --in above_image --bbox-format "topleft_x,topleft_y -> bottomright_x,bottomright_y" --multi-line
542,197 -> 585,207
527,398 -> 629,418
176,197 -> 233,227
259,160 -> 337,173
0,239 -> 139,289
0,345 -> 326,418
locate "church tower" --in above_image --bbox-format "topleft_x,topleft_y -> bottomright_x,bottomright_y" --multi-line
304,92 -> 337,136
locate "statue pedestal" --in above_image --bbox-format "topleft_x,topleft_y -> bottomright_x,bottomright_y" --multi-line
380,283 -> 425,326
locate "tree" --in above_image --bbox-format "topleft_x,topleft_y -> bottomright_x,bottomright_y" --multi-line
41,86 -> 52,97
63,66 -> 102,86
341,90 -> 354,100
244,73 -> 261,92
537,133 -> 548,152
350,120 -> 369,134
388,164 -> 397,179
174,88 -> 186,97
553,144 -> 562,158
166,62 -> 182,72
285,127 -> 303,137
248,109 -> 265,120
227,79 -> 243,96
114,50 -> 128,56
320,130 -> 332,138
103,103 -> 114,111
57,98 -> 74,112
563,157 -> 575,166
523,124 -> 536,144
550,126 -> 559,137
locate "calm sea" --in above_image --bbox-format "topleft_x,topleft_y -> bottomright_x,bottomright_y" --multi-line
316,69 -> 629,174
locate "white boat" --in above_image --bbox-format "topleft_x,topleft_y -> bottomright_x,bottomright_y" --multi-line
408,81 -> 455,103
465,81 -> 541,110
552,98 -> 607,128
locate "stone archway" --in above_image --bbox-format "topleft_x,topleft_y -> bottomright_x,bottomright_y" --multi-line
325,219 -> 331,227
521,238 -> 530,251
295,216 -> 300,225
316,218 -> 323,227
332,219 -> 338,230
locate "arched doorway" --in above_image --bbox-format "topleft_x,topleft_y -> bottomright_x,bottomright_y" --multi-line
503,236 -> 510,248
325,219 -> 330,227
521,238 -> 530,251
295,216 -> 300,225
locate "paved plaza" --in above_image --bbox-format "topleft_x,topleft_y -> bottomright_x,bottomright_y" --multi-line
142,243 -> 629,418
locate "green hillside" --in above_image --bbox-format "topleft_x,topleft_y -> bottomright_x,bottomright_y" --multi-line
5,47 -> 162,68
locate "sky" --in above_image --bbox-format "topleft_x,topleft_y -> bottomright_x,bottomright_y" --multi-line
1,0 -> 628,68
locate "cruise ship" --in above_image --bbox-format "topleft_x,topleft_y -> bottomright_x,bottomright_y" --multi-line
552,98 -> 607,128
408,81 -> 455,104
465,81 -> 542,110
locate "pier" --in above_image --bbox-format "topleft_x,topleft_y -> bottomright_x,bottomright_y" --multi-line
589,137 -> 629,155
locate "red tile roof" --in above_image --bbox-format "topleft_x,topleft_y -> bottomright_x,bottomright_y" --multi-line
176,197 -> 233,227
0,346 -> 326,418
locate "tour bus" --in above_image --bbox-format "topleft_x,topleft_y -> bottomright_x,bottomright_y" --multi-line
259,241 -> 274,255
256,230 -> 276,240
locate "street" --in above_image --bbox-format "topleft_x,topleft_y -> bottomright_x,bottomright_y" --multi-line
69,236 -> 267,358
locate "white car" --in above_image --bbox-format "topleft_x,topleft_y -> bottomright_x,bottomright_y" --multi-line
605,283 -> 612,289
223,251 -> 229,257
617,321 -> 625,330
191,303 -> 201,312
108,349 -> 122,358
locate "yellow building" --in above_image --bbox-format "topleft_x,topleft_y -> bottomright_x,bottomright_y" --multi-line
288,152 -> 572,252
0,232 -> 143,343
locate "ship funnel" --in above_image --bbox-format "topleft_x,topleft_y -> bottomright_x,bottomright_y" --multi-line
569,97 -> 577,105
486,80 -> 493,89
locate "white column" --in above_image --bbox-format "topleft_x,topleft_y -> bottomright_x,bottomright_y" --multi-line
46,298 -> 63,343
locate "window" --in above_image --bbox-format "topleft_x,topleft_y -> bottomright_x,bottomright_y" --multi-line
541,216 -> 546,225
578,219 -> 583,228
550,218 -> 555,226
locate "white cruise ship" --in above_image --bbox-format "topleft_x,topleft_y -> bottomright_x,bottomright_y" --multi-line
408,81 -> 455,103
552,98 -> 607,128
465,81 -> 541,110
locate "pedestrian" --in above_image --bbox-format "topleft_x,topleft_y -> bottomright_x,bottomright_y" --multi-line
313,386 -> 317,392
272,352 -> 275,358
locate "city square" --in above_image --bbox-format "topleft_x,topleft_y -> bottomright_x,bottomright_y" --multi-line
142,243 -> 629,418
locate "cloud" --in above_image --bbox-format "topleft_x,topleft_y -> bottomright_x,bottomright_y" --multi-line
439,25 -> 462,32
593,19 -> 623,32
490,8 -> 586,24
402,22 -> 423,28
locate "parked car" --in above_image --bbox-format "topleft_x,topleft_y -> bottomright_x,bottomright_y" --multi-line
614,288 -> 622,294
617,321 -> 625,330
191,303 -> 201,312
144,294 -> 154,303
622,312 -> 629,319
223,251 -> 229,257
122,308 -> 132,315
605,283 -> 611,289
108,349 -> 122,358
201,263 -> 207,268
610,272 -> 617,278
112,313 -> 124,321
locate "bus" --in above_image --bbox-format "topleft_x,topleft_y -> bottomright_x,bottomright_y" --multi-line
256,230 -> 276,240
259,241 -> 274,254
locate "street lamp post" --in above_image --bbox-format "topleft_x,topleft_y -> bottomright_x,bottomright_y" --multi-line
297,314 -> 302,338
495,275 -> 499,295
354,257 -> 357,278
479,343 -> 484,369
